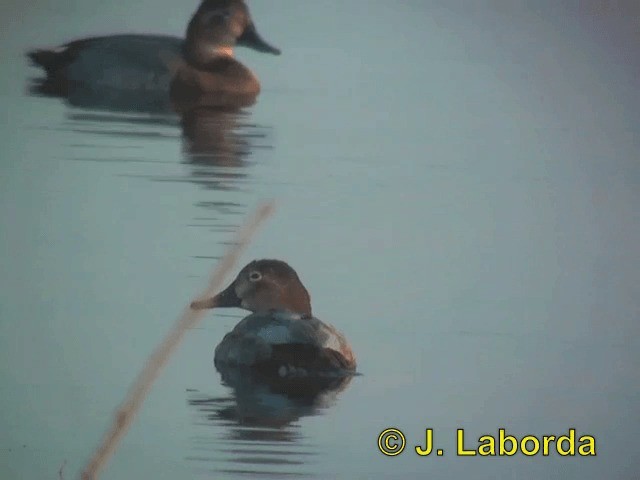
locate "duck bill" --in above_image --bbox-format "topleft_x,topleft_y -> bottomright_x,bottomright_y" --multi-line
190,282 -> 241,310
237,23 -> 281,55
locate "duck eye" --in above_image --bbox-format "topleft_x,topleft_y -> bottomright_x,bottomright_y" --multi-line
202,8 -> 231,25
248,271 -> 262,282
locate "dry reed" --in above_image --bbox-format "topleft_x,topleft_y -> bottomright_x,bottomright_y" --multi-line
80,201 -> 275,480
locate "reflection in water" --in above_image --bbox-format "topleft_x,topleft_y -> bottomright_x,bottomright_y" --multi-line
60,106 -> 271,192
187,367 -> 354,478
29,82 -> 175,115
27,54 -> 273,191
64,110 -> 180,141
181,107 -> 272,191
47,101 -> 273,255
34,96 -> 274,241
26,0 -> 281,114
28,79 -> 259,116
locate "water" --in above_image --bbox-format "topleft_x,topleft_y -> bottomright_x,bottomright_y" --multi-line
1,1 -> 639,479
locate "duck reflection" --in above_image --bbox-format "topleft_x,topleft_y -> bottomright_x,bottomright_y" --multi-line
60,106 -> 266,195
26,0 -> 278,192
181,106 -> 261,171
28,79 -> 259,116
181,105 -> 276,194
186,367 -> 353,477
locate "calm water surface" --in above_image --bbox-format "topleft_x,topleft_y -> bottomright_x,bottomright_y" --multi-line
1,1 -> 639,479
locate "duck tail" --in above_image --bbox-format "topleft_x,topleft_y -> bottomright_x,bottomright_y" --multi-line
27,49 -> 60,74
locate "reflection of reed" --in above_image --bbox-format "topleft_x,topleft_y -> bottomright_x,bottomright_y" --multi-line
81,203 -> 275,480
187,370 -> 354,478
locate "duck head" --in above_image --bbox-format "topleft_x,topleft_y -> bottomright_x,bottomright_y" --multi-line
185,0 -> 280,67
192,259 -> 312,317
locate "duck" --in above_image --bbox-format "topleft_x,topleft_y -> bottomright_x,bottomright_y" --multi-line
191,259 -> 357,377
27,0 -> 280,108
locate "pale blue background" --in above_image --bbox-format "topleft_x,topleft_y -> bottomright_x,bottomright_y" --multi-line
0,1 -> 638,478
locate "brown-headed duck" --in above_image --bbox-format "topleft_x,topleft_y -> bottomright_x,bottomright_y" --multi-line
191,259 -> 357,377
27,0 -> 280,107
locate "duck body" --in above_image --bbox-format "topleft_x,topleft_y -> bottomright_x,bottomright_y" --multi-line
214,311 -> 356,375
192,259 -> 357,377
169,54 -> 261,105
27,0 -> 279,108
28,35 -> 183,94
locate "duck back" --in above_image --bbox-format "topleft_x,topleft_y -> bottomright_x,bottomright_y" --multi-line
214,312 -> 356,375
28,35 -> 184,93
